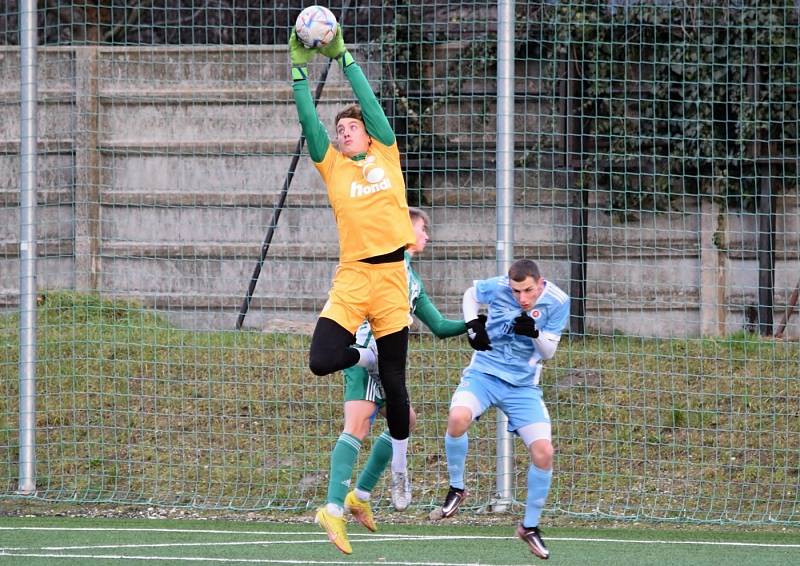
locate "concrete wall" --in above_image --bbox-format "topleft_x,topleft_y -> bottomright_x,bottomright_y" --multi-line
1,46 -> 798,337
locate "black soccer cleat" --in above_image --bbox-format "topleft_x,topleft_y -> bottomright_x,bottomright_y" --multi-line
516,523 -> 549,560
439,486 -> 467,518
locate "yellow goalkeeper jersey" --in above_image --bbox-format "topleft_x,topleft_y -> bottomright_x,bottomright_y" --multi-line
315,139 -> 415,262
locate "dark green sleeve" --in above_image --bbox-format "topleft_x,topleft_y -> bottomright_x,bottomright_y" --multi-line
414,291 -> 467,339
343,61 -> 395,146
292,78 -> 330,163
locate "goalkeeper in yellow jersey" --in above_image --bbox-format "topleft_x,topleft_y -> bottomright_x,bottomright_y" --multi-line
322,208 -> 467,554
289,24 -> 419,554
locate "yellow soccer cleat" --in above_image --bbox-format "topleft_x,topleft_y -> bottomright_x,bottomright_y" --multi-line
344,490 -> 377,532
315,506 -> 352,554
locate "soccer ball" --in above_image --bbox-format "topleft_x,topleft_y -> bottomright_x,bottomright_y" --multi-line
295,5 -> 338,49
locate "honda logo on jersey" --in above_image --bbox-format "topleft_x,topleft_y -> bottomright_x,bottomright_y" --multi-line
350,177 -> 391,197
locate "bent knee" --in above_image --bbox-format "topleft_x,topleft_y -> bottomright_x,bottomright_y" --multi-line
308,357 -> 331,376
447,406 -> 473,436
408,406 -> 417,432
308,349 -> 354,376
530,440 -> 554,469
343,419 -> 372,440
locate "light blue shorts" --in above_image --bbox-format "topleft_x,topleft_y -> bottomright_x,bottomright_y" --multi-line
450,369 -> 550,434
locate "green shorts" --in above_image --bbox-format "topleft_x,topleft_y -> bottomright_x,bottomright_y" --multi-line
343,365 -> 385,406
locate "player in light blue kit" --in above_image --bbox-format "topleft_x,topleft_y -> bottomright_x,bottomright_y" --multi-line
432,259 -> 570,560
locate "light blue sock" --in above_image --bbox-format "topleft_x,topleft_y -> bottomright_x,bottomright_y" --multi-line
444,432 -> 468,490
523,465 -> 552,528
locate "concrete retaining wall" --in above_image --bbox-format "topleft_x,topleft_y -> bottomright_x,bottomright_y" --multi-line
1,46 -> 798,337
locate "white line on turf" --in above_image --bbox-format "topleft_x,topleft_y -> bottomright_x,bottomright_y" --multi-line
1,527 -> 798,553
41,536 -> 417,550
2,527 -> 799,549
0,552 -> 505,566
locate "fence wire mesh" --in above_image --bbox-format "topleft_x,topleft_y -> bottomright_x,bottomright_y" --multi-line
1,1 -> 799,525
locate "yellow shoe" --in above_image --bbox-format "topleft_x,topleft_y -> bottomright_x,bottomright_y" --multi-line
344,490 -> 377,532
315,507 -> 352,554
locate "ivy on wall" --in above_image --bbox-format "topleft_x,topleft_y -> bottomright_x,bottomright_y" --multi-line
382,2 -> 798,214
549,2 -> 799,216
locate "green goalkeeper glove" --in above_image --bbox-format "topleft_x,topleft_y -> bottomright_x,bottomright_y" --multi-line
318,27 -> 353,67
289,29 -> 315,81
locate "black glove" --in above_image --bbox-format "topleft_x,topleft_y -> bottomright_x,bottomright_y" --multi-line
512,313 -> 539,338
466,314 -> 492,351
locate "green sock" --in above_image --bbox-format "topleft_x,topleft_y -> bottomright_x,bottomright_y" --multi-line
327,433 -> 361,507
355,431 -> 392,493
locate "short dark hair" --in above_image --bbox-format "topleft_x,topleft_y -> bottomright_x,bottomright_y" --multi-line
508,259 -> 541,282
408,207 -> 430,230
335,104 -> 363,126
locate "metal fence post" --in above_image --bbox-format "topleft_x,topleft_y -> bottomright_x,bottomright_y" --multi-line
17,0 -> 39,496
493,0 -> 515,513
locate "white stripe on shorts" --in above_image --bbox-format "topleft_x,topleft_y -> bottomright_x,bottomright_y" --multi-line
450,391 -> 482,419
517,422 -> 551,447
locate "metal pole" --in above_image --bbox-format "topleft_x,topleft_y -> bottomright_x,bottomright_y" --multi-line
564,51 -> 587,335
756,168 -> 774,336
17,0 -> 39,495
493,0 -> 515,513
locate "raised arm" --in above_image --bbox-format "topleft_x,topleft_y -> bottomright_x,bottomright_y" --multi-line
289,30 -> 331,163
319,27 -> 395,146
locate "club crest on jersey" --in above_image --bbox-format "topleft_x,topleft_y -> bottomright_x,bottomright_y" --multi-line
531,310 -> 541,319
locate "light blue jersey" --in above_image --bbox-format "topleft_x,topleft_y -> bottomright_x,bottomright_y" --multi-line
465,276 -> 570,387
